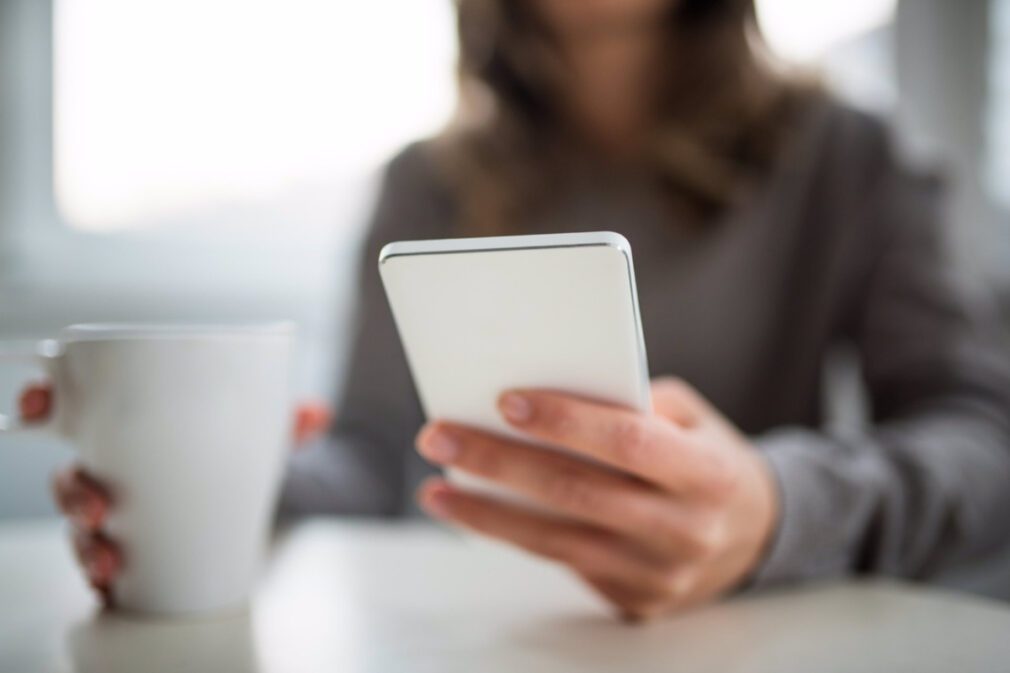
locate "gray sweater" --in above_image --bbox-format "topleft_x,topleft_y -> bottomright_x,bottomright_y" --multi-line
283,100 -> 1010,592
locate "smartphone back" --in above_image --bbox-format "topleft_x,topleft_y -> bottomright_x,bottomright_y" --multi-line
378,232 -> 650,449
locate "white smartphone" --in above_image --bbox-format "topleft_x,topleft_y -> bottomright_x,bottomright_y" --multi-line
378,231 -> 651,498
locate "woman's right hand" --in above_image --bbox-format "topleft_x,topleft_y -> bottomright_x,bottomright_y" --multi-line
18,383 -> 332,608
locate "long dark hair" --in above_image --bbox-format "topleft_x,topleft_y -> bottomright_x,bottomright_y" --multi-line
438,0 -> 812,233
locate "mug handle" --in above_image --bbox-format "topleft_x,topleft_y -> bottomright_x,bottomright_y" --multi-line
0,340 -> 62,433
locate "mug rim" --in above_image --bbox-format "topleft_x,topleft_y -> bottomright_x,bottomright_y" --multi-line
61,322 -> 296,342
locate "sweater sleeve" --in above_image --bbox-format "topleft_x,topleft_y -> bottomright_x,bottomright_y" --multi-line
751,149 -> 1010,586
279,144 -> 452,517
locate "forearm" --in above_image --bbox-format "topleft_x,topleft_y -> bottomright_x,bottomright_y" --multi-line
750,407 -> 1010,586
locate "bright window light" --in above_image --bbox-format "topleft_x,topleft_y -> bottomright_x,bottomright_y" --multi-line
54,0 -> 458,231
755,0 -> 897,63
988,0 -> 1010,211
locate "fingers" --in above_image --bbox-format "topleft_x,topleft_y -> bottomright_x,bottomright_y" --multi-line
580,575 -> 668,622
51,467 -> 111,530
54,466 -> 120,606
417,422 -> 700,556
18,383 -> 52,421
417,478 -> 679,593
496,390 -> 730,495
293,402 -> 332,447
72,528 -> 122,594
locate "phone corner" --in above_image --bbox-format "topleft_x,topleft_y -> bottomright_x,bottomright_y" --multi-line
377,242 -> 398,268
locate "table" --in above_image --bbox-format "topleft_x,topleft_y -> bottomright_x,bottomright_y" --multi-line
3,519 -> 1010,673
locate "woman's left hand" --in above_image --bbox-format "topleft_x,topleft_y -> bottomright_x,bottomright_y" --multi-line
415,377 -> 779,621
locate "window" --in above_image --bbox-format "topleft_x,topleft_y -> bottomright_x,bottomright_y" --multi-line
755,0 -> 898,111
53,0 -> 458,231
987,0 -> 1010,212
755,0 -> 897,63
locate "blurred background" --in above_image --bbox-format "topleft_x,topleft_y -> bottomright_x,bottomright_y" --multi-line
1,0 -> 1008,520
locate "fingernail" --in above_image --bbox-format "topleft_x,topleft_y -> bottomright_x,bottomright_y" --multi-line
500,392 -> 533,424
421,484 -> 454,519
422,430 -> 459,463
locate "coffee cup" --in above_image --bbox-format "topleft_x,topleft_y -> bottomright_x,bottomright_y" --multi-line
0,323 -> 295,616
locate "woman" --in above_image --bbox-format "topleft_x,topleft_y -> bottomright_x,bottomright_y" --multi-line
25,0 -> 1010,620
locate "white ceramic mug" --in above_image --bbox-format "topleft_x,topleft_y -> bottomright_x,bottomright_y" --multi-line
0,323 -> 295,616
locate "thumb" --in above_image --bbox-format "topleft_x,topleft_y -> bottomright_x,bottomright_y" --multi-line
650,377 -> 710,427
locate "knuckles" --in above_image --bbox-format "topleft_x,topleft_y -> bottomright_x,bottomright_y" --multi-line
540,467 -> 600,512
658,566 -> 697,602
700,451 -> 742,503
682,512 -> 729,560
651,505 -> 728,561
611,417 -> 650,470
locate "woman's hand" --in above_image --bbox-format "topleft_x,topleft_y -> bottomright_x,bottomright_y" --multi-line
415,377 -> 779,621
18,383 -> 332,607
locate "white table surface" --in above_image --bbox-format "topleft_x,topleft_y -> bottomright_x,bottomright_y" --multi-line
3,519 -> 1010,673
